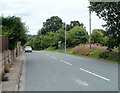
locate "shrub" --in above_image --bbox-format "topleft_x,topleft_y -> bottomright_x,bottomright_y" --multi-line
4,63 -> 12,73
118,44 -> 120,53
107,51 -> 119,61
99,51 -> 118,61
99,52 -> 109,59
72,44 -> 118,62
1,73 -> 9,81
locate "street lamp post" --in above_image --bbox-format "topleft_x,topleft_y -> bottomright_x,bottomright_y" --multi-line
64,23 -> 67,52
40,31 -> 42,50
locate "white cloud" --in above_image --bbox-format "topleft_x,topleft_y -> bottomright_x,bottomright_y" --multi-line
1,0 -> 106,35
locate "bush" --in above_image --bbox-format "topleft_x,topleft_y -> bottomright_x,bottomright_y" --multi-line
4,63 -> 12,73
99,51 -> 118,61
1,73 -> 9,81
72,44 -> 118,62
118,44 -> 120,53
107,51 -> 119,61
99,52 -> 109,59
5,66 -> 10,73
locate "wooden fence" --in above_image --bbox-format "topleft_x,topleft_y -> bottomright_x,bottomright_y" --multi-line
0,35 -> 9,52
0,36 -> 22,74
0,36 -> 16,74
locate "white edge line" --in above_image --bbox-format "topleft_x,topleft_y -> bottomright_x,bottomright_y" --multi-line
60,60 -> 72,66
80,68 -> 110,81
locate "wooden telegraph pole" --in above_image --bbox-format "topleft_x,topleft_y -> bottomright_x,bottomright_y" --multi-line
89,8 -> 92,51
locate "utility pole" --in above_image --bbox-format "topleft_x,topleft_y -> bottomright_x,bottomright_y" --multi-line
64,22 -> 67,52
89,8 -> 92,51
40,30 -> 42,50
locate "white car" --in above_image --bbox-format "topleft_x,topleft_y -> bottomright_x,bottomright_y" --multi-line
25,46 -> 32,52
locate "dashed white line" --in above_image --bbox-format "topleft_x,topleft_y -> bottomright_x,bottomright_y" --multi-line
60,60 -> 72,66
74,79 -> 89,86
43,53 -> 110,82
42,53 -> 110,82
44,54 -> 49,56
51,56 -> 58,59
80,68 -> 110,81
50,56 -> 72,66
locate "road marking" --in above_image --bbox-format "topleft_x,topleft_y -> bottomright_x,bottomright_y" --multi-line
74,79 -> 89,86
80,68 -> 110,81
60,60 -> 72,66
51,56 -> 58,59
45,54 -> 49,56
46,54 -> 49,56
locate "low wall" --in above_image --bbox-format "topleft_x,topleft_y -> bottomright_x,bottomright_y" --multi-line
0,49 -> 16,74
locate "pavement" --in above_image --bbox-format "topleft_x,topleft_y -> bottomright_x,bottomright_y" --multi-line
2,54 -> 25,92
24,51 -> 118,91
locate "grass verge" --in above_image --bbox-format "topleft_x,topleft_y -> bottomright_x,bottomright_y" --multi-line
45,47 -> 119,63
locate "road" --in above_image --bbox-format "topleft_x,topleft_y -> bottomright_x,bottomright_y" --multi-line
24,51 -> 118,91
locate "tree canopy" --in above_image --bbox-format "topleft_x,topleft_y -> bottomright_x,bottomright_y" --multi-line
1,16 -> 28,50
25,16 -> 88,50
67,26 -> 88,47
40,16 -> 63,35
89,2 -> 120,48
66,21 -> 85,31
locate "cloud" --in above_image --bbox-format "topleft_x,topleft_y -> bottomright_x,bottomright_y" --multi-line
1,0 -> 106,35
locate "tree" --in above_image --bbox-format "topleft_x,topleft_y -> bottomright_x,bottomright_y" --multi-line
41,32 -> 57,49
67,26 -> 88,47
25,35 -> 36,49
55,28 -> 65,43
101,36 -> 109,46
40,16 -> 63,34
66,21 -> 85,31
91,29 -> 104,44
32,35 -> 41,50
89,2 -> 120,48
95,29 -> 107,36
1,16 -> 27,50
27,34 -> 36,42
91,29 -> 109,46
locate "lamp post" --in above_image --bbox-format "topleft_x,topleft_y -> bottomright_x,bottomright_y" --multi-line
64,22 -> 67,52
40,30 -> 42,50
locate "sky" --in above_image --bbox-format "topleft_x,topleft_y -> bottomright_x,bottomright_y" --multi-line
1,0 -> 106,35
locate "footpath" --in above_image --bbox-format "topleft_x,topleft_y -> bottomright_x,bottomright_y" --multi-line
2,54 -> 25,92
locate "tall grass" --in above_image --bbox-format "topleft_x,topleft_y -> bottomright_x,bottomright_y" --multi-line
72,44 -> 90,55
45,44 -> 119,63
72,44 -> 119,62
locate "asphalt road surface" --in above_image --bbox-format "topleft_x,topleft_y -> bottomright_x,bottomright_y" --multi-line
24,51 -> 118,91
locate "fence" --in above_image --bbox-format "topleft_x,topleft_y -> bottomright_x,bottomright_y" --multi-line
0,36 -> 16,74
0,35 -> 9,52
0,36 -> 22,74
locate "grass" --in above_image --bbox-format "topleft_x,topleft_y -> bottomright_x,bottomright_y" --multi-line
45,46 -> 119,63
44,47 -> 57,51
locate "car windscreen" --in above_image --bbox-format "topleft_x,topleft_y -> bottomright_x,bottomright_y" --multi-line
25,46 -> 32,50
